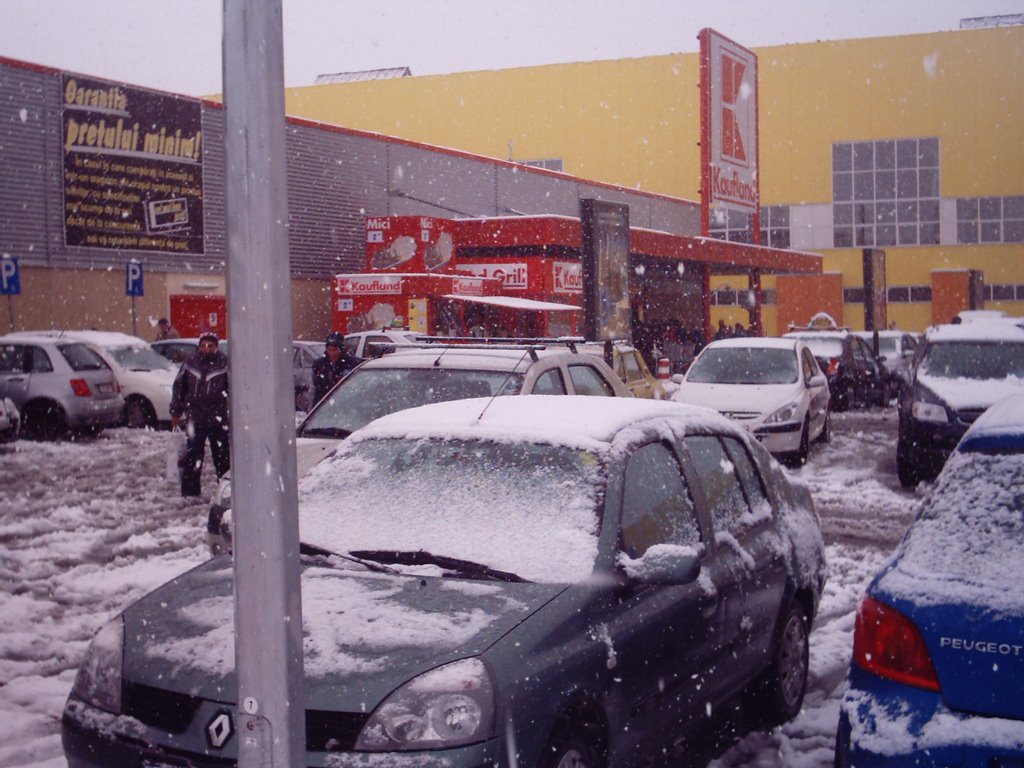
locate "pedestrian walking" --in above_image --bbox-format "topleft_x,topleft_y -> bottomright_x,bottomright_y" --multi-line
169,332 -> 229,498
312,331 -> 362,404
154,318 -> 180,341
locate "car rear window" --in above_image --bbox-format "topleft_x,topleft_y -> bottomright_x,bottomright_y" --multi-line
58,343 -> 108,371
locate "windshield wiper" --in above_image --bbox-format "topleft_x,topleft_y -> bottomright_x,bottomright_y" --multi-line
298,426 -> 353,439
350,549 -> 528,583
300,541 -> 398,574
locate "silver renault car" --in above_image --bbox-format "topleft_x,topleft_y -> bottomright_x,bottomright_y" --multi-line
0,333 -> 123,439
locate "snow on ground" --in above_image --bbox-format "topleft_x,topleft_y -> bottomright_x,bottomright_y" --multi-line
0,409 -> 919,767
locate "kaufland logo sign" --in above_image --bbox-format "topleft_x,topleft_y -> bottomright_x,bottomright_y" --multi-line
452,277 -> 485,296
702,29 -> 759,214
553,261 -> 582,294
338,275 -> 402,295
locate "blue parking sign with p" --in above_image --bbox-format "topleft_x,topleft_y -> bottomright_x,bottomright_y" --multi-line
1,256 -> 20,295
126,261 -> 144,297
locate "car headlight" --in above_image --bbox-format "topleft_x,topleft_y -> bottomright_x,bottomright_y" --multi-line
911,401 -> 948,423
71,617 -> 124,713
763,401 -> 801,425
354,658 -> 495,751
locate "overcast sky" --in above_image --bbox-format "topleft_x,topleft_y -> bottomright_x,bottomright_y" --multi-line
1,0 -> 1021,96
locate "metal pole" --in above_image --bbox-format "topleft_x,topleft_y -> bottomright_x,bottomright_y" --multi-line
7,295 -> 14,332
131,296 -> 137,337
222,2 -> 305,767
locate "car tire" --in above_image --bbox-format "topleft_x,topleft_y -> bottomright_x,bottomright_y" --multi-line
896,432 -> 921,488
24,401 -> 69,441
817,408 -> 831,444
125,396 -> 156,429
746,601 -> 809,727
540,723 -> 603,768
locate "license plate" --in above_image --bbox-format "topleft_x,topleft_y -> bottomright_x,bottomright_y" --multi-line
97,382 -> 115,394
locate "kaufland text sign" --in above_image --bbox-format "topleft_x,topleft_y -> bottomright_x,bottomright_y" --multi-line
700,28 -> 759,222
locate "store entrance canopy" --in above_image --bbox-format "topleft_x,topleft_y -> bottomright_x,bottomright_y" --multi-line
443,294 -> 581,312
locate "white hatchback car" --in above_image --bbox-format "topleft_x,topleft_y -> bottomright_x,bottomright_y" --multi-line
672,336 -> 831,465
9,330 -> 176,428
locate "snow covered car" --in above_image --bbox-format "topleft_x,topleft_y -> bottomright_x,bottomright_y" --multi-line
207,340 -> 631,553
343,328 -> 419,359
0,333 -> 124,439
8,330 -> 177,428
835,391 -> 1024,766
63,396 -> 826,768
896,317 -> 1024,486
672,337 -> 831,465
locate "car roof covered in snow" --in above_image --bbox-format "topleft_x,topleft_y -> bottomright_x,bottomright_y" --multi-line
926,318 -> 1024,343
704,336 -> 800,351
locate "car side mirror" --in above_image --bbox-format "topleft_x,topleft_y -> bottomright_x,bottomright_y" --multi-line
670,373 -> 684,384
807,373 -> 827,388
618,545 -> 702,585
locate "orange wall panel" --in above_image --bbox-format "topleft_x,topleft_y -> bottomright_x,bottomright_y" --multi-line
775,274 -> 844,334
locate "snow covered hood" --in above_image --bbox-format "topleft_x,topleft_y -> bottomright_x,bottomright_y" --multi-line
123,558 -> 565,710
672,380 -> 801,415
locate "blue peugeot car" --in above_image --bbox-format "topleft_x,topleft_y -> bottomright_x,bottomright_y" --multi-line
836,392 -> 1024,766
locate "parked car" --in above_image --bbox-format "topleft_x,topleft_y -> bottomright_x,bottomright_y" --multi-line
0,333 -> 123,439
783,328 -> 889,410
9,330 -> 176,428
64,395 -> 826,768
208,339 -> 632,553
0,395 -> 19,441
153,337 -> 326,412
853,329 -> 919,384
835,391 -> 1024,766
292,339 -> 326,412
895,317 -> 1024,486
672,337 -> 830,466
343,328 -> 419,359
580,341 -> 667,399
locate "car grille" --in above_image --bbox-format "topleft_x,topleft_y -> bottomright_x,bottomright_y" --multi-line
721,411 -> 760,421
122,682 -> 370,750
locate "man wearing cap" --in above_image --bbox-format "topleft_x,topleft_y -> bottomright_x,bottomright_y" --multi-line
170,332 -> 230,497
312,331 -> 361,405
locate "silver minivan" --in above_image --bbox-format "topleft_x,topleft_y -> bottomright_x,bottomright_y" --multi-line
0,333 -> 124,439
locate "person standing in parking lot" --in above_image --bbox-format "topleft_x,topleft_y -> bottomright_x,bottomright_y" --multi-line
170,332 -> 230,498
312,331 -> 362,404
154,318 -> 180,341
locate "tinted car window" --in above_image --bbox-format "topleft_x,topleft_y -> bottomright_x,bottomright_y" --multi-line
684,435 -> 751,533
59,343 -> 106,371
568,363 -> 616,396
721,437 -> 772,527
0,344 -> 24,373
620,442 -> 700,558
531,368 -> 566,395
29,346 -> 53,373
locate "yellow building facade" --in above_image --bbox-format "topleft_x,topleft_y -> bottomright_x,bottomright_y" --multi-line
283,26 -> 1024,333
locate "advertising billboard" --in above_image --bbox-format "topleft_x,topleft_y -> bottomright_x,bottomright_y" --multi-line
699,28 -> 760,233
580,199 -> 631,343
61,75 -> 204,254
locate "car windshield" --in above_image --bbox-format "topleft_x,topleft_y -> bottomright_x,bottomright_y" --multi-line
920,341 -> 1024,380
300,436 -> 605,583
686,347 -> 799,385
58,343 -> 107,371
108,345 -> 174,371
299,366 -> 525,437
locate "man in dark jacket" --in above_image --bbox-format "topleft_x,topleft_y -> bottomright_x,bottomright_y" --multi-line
312,331 -> 361,404
170,332 -> 230,497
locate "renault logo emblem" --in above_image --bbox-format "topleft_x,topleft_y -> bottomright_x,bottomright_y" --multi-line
207,710 -> 233,749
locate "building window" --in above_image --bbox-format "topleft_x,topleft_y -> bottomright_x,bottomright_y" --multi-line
832,138 -> 940,248
956,196 -> 1024,244
708,205 -> 790,247
519,158 -> 563,173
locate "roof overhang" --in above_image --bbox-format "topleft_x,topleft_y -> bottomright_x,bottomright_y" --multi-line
443,294 -> 581,312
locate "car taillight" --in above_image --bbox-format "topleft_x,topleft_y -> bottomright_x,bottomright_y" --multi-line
827,357 -> 840,376
70,378 -> 91,397
853,596 -> 940,692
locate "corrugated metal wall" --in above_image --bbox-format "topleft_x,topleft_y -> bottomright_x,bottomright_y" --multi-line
1,59 -> 701,280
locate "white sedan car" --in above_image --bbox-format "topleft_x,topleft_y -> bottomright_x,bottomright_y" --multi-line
672,337 -> 830,465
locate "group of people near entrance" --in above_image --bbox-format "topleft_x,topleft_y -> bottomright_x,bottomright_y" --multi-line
163,325 -> 360,498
